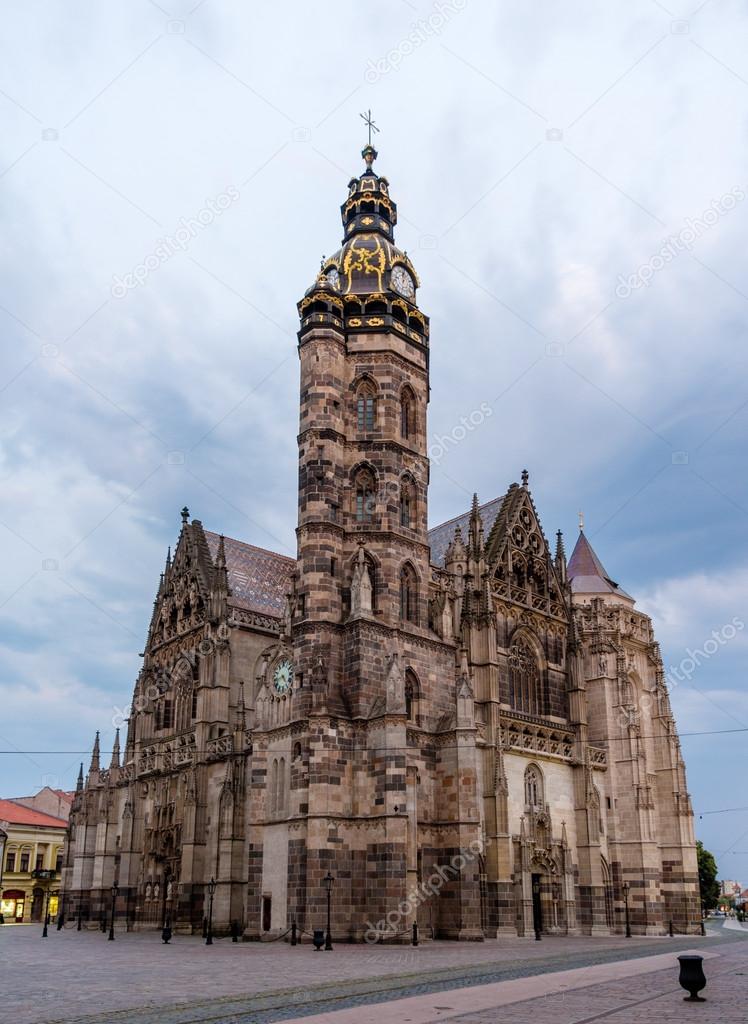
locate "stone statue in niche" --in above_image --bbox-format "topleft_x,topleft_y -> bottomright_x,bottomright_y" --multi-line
350,545 -> 372,616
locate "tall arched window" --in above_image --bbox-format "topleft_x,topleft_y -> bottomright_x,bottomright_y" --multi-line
356,381 -> 376,432
400,386 -> 415,440
354,467 -> 376,523
524,764 -> 543,809
276,756 -> 286,816
400,564 -> 418,624
400,477 -> 415,528
509,638 -> 543,715
269,759 -> 278,816
405,669 -> 419,723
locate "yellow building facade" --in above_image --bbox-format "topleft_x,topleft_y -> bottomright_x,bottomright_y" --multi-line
0,800 -> 67,924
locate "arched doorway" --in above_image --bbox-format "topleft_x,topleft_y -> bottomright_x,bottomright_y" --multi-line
601,857 -> 614,930
31,887 -> 44,922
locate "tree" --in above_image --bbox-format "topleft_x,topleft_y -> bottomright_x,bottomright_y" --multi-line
697,841 -> 720,910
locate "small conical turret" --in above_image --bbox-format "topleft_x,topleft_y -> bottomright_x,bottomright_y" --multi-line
76,762 -> 84,792
445,524 -> 467,570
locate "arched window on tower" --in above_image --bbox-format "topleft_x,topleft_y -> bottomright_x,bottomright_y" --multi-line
400,564 -> 418,624
509,638 -> 543,715
354,467 -> 376,523
524,763 -> 543,810
400,477 -> 415,529
356,380 -> 376,432
400,386 -> 415,440
404,669 -> 419,723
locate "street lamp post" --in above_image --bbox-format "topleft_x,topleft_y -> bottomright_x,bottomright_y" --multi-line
42,890 -> 51,938
323,872 -> 334,951
57,892 -> 64,930
532,880 -> 541,941
623,881 -> 632,938
206,877 -> 216,946
108,883 -> 119,941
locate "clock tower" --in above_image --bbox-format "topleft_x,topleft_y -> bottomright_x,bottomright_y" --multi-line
287,141 -> 482,940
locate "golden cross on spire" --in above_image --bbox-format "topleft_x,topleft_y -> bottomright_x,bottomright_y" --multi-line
359,109 -> 380,147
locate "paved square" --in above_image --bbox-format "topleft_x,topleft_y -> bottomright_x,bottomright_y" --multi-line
2,921 -> 744,1024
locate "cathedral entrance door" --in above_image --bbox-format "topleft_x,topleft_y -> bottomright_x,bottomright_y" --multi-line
531,873 -> 543,936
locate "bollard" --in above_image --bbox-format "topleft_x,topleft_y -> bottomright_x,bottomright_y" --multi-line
668,920 -> 673,937
291,918 -> 297,946
412,921 -> 418,947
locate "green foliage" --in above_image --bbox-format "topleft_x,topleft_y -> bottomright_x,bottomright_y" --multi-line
697,841 -> 720,909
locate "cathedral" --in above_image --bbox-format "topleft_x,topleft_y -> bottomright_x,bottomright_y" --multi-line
62,140 -> 700,941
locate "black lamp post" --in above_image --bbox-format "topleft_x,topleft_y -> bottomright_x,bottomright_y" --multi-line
108,883 -> 119,941
323,871 -> 334,951
623,881 -> 631,938
532,880 -> 541,941
41,890 -> 51,938
57,892 -> 64,931
206,877 -> 216,946
161,870 -> 170,929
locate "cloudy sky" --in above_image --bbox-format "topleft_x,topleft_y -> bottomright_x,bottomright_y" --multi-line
1,1 -> 746,877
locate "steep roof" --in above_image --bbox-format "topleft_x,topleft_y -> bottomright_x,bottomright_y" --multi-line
0,799 -> 68,830
428,495 -> 505,566
204,531 -> 295,618
567,530 -> 632,599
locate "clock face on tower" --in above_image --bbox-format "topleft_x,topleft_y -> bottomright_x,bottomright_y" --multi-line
391,265 -> 415,300
325,267 -> 340,291
272,658 -> 293,696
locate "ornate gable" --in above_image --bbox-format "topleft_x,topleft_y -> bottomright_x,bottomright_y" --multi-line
146,511 -> 218,650
484,482 -> 566,619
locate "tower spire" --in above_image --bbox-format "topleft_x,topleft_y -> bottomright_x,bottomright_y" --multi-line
76,762 -> 84,792
110,728 -> 120,770
89,730 -> 100,772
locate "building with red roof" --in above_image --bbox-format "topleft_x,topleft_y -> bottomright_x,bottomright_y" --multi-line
0,797 -> 68,924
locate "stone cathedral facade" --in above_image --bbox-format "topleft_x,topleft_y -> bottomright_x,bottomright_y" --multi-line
62,144 -> 700,940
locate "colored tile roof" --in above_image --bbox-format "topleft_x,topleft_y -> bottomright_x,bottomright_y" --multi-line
204,531 -> 295,618
428,495 -> 505,567
0,799 -> 68,830
567,530 -> 632,599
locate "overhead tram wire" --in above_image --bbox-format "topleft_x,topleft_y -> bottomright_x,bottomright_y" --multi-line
2,724 -> 748,756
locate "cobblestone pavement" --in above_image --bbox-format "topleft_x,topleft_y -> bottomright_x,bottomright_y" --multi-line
2,920 -> 744,1024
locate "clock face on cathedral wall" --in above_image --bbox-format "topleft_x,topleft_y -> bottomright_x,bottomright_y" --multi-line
272,659 -> 293,696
